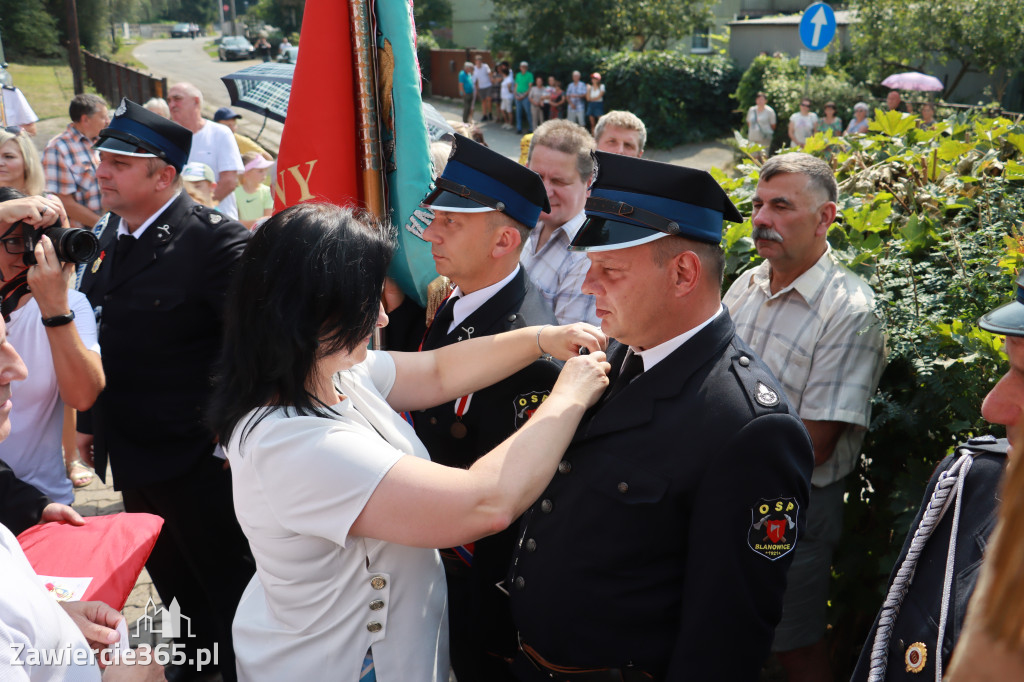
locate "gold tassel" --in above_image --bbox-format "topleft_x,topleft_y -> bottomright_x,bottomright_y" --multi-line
426,275 -> 452,326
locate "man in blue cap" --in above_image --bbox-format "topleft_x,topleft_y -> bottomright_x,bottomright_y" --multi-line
77,98 -> 252,682
852,275 -> 1024,682
416,134 -> 561,682
508,151 -> 814,680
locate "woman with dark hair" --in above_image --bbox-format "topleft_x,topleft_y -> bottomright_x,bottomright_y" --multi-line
208,202 -> 609,682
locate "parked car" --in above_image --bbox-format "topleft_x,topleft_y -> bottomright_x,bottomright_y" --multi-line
171,23 -> 191,38
277,46 -> 298,64
219,36 -> 255,61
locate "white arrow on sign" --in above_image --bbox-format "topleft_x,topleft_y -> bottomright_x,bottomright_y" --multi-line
810,6 -> 828,47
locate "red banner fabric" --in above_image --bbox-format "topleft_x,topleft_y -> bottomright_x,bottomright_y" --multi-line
273,0 -> 360,211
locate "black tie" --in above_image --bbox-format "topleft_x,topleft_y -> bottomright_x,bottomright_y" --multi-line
604,350 -> 644,403
115,233 -> 136,266
423,296 -> 459,350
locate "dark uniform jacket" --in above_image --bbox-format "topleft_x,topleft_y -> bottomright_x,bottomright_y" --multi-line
0,460 -> 50,536
509,309 -> 814,680
414,267 -> 560,673
851,437 -> 1007,682
414,268 -> 560,468
78,193 -> 249,489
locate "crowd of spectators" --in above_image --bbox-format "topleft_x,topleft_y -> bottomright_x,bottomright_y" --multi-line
462,59 -> 606,136
745,89 -> 943,155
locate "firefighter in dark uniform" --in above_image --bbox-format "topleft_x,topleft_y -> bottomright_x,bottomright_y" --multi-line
508,151 -> 815,681
77,98 -> 253,682
415,134 -> 562,681
851,275 -> 1024,682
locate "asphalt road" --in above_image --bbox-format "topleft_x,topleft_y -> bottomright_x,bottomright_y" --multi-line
132,36 -> 284,153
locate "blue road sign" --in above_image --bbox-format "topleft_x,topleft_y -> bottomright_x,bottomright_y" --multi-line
799,3 -> 836,51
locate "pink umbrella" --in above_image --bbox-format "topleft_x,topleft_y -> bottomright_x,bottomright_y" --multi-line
881,72 -> 944,92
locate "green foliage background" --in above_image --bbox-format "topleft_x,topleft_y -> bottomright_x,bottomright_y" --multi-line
850,0 -> 1024,103
724,111 -> 1024,674
490,0 -> 713,57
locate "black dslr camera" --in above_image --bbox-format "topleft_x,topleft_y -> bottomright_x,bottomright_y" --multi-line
18,223 -> 100,266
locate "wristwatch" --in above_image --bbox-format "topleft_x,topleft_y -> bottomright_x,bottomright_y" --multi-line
41,310 -> 75,327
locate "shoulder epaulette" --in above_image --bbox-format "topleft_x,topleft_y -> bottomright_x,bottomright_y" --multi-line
956,434 -> 1009,457
731,349 -> 790,416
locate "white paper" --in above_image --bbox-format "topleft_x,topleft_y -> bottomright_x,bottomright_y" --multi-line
38,575 -> 92,602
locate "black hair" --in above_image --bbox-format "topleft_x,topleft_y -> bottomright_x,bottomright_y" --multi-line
207,202 -> 396,445
0,187 -> 28,239
0,187 -> 26,202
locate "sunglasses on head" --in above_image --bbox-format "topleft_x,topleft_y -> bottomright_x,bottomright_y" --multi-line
2,126 -> 21,135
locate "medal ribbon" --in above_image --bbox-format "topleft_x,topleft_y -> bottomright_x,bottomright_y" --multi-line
454,392 -> 473,417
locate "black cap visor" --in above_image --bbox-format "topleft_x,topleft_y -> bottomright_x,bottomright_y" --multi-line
569,216 -> 670,252
979,300 -> 1024,337
93,129 -> 164,159
421,177 -> 501,214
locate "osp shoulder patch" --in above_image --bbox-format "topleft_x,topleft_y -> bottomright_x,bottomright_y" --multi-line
748,497 -> 798,561
513,390 -> 550,430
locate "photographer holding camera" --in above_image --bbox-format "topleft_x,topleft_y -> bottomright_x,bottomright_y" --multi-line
0,187 -> 104,505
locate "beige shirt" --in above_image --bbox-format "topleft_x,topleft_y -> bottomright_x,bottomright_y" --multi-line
724,248 -> 886,487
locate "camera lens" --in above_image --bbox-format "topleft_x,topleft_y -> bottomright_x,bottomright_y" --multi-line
42,227 -> 100,265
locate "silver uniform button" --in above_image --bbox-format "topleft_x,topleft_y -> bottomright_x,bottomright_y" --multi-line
540,499 -> 553,513
514,576 -> 525,589
617,482 -> 629,493
370,576 -> 387,590
367,622 -> 383,633
739,356 -> 750,367
369,600 -> 385,611
525,538 -> 537,552
557,460 -> 572,474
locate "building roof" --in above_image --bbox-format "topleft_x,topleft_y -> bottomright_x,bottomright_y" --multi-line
728,9 -> 855,27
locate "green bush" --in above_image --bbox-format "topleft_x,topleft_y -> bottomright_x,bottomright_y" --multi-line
724,111 -> 1024,676
0,0 -> 61,60
599,50 -> 740,148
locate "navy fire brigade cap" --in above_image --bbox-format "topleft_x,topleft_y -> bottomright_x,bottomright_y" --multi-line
979,271 -> 1024,337
570,151 -> 743,252
420,134 -> 550,228
93,98 -> 192,173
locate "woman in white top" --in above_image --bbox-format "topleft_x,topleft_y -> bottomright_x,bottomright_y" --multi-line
586,72 -> 606,132
0,188 -> 104,503
500,64 -> 515,129
745,91 -> 776,152
208,202 -> 610,682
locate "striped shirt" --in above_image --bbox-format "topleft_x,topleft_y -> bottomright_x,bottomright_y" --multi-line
724,247 -> 886,487
43,124 -> 101,228
520,211 -> 599,326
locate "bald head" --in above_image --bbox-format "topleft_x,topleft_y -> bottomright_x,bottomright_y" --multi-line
168,82 -> 205,132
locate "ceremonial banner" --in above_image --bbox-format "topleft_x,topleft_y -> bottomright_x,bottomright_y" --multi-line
377,0 -> 438,307
272,0 -> 360,210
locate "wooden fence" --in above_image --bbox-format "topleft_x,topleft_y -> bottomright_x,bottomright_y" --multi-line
83,51 -> 167,106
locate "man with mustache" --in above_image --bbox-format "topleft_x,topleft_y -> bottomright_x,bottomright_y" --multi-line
723,152 -> 886,682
